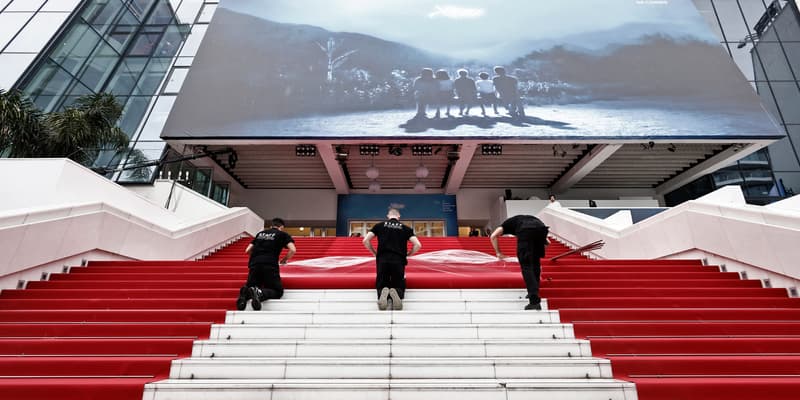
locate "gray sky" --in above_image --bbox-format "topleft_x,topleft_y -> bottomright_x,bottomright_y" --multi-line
221,0 -> 718,61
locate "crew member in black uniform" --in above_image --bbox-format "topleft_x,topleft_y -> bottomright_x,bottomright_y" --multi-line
363,208 -> 422,310
490,215 -> 550,310
236,218 -> 296,311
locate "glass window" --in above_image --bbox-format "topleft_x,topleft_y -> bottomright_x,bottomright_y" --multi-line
105,56 -> 147,96
23,59 -> 74,110
118,95 -> 152,135
178,23 -> 206,57
192,167 -> 212,195
136,95 -> 175,141
82,0 -> 126,37
134,56 -> 170,94
211,182 -> 229,205
50,24 -> 102,77
78,41 -> 120,91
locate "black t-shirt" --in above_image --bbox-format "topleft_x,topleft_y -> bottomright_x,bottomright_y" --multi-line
370,219 -> 415,265
501,215 -> 549,256
248,228 -> 294,268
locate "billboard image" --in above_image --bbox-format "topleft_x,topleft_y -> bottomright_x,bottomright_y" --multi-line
162,0 -> 782,140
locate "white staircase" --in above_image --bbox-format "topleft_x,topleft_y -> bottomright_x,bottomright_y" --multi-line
143,289 -> 638,400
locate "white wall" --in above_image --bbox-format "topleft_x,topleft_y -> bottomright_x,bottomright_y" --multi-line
538,186 -> 800,292
0,159 -> 263,290
230,188 -> 339,225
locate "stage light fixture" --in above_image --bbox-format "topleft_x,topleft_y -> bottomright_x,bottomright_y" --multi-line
295,144 -> 316,157
667,143 -> 677,153
411,144 -> 433,156
388,145 -> 403,157
359,144 -> 380,156
481,144 -> 502,156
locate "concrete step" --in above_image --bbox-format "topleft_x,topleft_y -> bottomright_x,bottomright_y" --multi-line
276,289 -> 530,300
226,310 -> 561,325
168,357 -> 612,379
249,299 -> 549,312
210,323 -> 574,340
192,338 -> 594,358
143,378 -> 638,400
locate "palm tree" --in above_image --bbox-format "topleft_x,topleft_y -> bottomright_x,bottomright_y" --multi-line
45,93 -> 130,165
0,91 -> 131,165
0,89 -> 47,158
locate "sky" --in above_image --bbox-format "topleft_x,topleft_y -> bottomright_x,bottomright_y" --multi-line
220,0 -> 719,61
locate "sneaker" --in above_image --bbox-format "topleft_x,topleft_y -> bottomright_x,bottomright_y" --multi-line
388,288 -> 403,310
250,286 -> 262,311
236,286 -> 250,311
377,287 -> 390,310
524,302 -> 542,311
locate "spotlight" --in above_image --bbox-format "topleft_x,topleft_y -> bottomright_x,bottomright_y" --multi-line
388,145 -> 403,157
481,144 -> 502,156
641,142 -> 655,151
295,144 -> 316,157
359,144 -> 380,156
434,146 -> 443,155
667,143 -> 676,153
411,144 -> 433,156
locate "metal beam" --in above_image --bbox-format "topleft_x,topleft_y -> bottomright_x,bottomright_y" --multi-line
655,143 -> 767,195
550,144 -> 622,193
444,143 -> 477,194
317,143 -> 350,194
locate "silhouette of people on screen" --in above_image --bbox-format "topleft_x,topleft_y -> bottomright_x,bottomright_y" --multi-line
475,71 -> 499,116
435,69 -> 454,118
409,66 -> 528,122
493,66 -> 525,117
413,68 -> 437,118
454,69 -> 477,116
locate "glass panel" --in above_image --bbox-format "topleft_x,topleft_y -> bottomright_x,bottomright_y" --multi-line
153,24 -> 185,57
175,0 -> 203,25
83,0 -> 126,37
192,167 -> 212,196
24,59 -> 75,111
105,56 -> 147,96
134,56 -> 170,95
50,23 -> 102,77
211,182 -> 229,205
118,95 -> 152,135
78,41 -> 120,91
147,0 -> 175,24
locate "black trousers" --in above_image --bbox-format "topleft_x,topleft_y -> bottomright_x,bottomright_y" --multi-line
375,261 -> 406,299
516,231 -> 544,304
245,264 -> 284,301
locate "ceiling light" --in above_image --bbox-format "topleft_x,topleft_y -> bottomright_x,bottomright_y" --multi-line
414,181 -> 426,192
359,144 -> 380,156
481,144 -> 502,156
295,145 -> 316,157
411,144 -> 433,156
366,165 -> 379,179
416,164 -> 429,178
368,181 -> 381,192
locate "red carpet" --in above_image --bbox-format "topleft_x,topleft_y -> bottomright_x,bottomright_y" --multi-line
1,236 -> 798,399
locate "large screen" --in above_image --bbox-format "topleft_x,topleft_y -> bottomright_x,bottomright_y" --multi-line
162,0 -> 782,140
